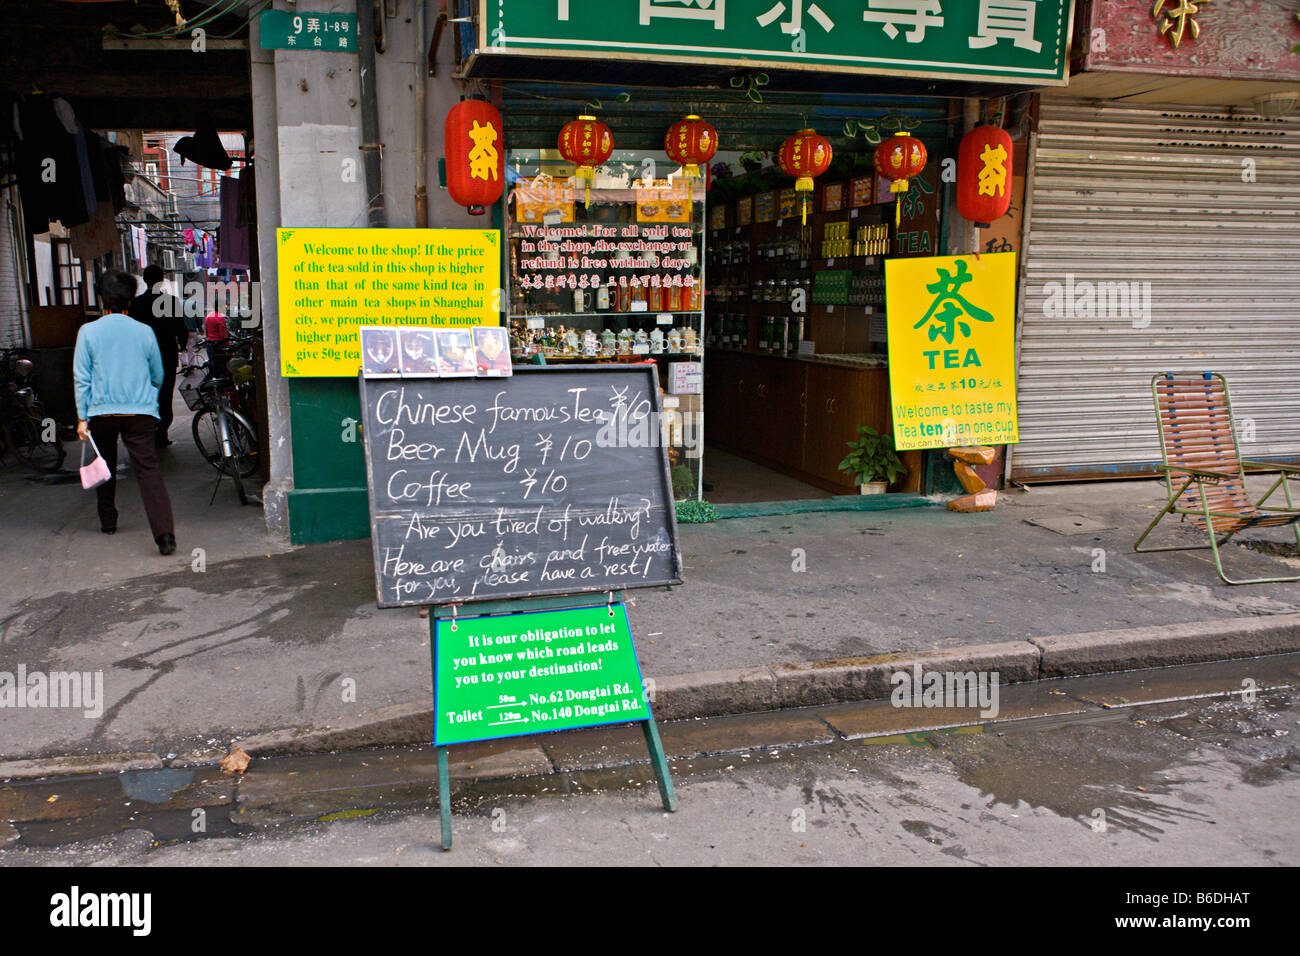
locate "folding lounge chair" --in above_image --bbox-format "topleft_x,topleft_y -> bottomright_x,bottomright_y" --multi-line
1133,372 -> 1300,585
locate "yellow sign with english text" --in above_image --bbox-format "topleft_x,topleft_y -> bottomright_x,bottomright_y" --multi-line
886,252 -> 1019,450
277,227 -> 500,377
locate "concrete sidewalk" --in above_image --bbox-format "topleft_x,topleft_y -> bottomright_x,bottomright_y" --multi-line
2,421 -> 1299,764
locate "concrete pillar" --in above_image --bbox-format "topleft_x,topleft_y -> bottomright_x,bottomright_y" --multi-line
253,0 -> 498,540
947,97 -> 980,258
249,12 -> 291,536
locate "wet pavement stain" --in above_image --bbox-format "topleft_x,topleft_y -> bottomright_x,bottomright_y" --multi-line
926,717 -> 1211,839
0,541 -> 376,750
0,540 -> 372,657
119,768 -> 196,804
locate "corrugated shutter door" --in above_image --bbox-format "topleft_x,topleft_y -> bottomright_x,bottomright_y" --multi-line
1011,101 -> 1300,482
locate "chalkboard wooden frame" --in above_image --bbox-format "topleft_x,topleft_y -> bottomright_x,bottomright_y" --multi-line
359,363 -> 684,608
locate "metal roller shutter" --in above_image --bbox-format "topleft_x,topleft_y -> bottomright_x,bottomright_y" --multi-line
1010,100 -> 1300,482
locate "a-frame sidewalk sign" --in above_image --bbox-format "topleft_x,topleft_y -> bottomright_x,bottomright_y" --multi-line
357,362 -> 684,849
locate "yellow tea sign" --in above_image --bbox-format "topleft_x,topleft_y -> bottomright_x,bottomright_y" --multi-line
277,227 -> 500,377
885,252 -> 1019,450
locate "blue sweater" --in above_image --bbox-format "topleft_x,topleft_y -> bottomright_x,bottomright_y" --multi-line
73,313 -> 164,420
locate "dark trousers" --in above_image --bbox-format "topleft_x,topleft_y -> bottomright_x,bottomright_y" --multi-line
89,415 -> 175,539
157,362 -> 177,444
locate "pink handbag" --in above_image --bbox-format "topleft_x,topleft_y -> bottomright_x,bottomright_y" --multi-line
80,435 -> 111,489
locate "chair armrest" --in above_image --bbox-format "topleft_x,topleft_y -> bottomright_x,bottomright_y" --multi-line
1169,467 -> 1239,484
1242,460 -> 1300,475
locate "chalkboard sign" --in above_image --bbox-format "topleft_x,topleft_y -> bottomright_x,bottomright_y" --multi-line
360,365 -> 683,608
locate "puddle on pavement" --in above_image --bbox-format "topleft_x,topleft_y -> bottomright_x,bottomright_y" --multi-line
923,718 -> 1212,840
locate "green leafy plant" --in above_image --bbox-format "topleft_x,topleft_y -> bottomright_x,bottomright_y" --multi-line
841,119 -> 883,145
670,464 -> 696,499
842,111 -> 922,146
676,499 -> 719,524
730,71 -> 770,103
583,91 -> 632,111
838,425 -> 907,486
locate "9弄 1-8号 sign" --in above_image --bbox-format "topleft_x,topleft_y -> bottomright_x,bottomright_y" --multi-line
477,0 -> 1074,85
259,10 -> 357,52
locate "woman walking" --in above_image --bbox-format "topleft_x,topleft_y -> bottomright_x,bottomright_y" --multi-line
73,270 -> 177,555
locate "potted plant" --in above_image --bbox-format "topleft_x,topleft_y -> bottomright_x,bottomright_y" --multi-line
838,425 -> 907,494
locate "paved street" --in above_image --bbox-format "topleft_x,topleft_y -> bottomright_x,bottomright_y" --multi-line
3,656 -> 1296,866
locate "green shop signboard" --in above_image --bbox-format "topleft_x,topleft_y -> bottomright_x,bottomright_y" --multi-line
478,0 -> 1074,85
433,605 -> 650,746
259,10 -> 357,52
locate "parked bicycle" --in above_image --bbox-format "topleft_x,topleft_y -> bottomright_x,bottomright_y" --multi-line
182,330 -> 259,505
185,374 -> 257,505
0,349 -> 65,473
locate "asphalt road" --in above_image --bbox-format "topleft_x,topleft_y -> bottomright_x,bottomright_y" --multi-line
3,656 -> 1296,867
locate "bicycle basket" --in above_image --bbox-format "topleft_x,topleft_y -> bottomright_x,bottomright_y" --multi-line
228,358 -> 254,387
180,382 -> 203,410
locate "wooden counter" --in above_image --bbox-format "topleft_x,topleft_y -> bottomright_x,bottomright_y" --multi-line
704,348 -> 896,494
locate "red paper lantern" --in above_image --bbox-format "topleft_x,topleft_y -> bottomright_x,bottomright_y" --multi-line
558,115 -> 613,205
444,99 -> 504,216
665,115 -> 717,180
957,125 -> 1013,228
873,132 -> 928,226
777,129 -> 832,224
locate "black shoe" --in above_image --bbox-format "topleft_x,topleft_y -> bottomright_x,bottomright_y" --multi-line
101,526 -> 116,535
156,533 -> 176,555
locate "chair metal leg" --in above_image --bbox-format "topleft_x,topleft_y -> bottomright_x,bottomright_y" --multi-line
1284,478 -> 1300,555
1133,497 -> 1222,553
1200,488 -> 1300,586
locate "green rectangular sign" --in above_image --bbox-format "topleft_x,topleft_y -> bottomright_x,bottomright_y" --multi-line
479,0 -> 1073,85
259,10 -> 357,52
433,605 -> 651,746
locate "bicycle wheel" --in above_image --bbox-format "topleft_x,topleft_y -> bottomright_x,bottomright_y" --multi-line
226,411 -> 259,479
191,407 -> 225,471
5,411 -> 66,473
228,446 -> 247,504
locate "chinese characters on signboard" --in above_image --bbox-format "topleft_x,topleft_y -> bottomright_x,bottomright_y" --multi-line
482,1 -> 1072,84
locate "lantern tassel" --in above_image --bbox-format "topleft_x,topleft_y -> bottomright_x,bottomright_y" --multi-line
895,196 -> 902,229
801,195 -> 808,227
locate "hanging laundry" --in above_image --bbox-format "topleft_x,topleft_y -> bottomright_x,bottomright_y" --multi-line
217,175 -> 250,270
236,161 -> 256,228
173,114 -> 231,170
131,225 -> 148,268
195,231 -> 215,269
68,201 -> 117,262
12,94 -> 95,232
